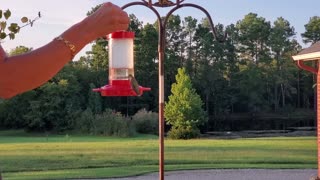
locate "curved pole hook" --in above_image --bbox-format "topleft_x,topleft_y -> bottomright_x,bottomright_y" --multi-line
122,1 -> 163,28
164,3 -> 227,43
122,1 -> 164,55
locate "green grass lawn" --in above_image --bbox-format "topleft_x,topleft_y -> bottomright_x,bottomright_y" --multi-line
0,130 -> 317,180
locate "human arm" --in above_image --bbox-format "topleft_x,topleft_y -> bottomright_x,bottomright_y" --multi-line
0,3 -> 129,99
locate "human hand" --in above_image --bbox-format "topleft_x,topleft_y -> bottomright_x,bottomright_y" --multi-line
81,2 -> 129,41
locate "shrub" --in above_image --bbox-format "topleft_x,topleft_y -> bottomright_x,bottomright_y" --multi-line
76,108 -> 135,137
168,126 -> 200,139
92,109 -> 135,137
76,108 -> 95,134
132,109 -> 158,135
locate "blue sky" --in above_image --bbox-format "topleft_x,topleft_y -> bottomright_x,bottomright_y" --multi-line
2,0 -> 320,59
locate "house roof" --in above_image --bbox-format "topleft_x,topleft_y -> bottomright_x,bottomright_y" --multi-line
292,41 -> 320,61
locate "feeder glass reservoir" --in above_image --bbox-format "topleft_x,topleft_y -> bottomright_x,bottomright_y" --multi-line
108,32 -> 135,80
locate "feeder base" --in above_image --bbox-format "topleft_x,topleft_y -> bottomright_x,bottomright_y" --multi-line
93,80 -> 151,97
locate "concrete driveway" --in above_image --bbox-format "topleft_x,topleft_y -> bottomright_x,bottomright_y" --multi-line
95,169 -> 317,180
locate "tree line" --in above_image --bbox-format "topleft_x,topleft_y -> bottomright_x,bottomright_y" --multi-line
1,12 -> 319,133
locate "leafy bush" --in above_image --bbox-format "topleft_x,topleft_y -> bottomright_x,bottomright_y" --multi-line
92,109 -> 135,137
76,108 -> 95,133
76,108 -> 135,137
168,126 -> 200,139
132,109 -> 158,135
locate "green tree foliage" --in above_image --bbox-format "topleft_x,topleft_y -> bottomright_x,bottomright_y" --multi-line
25,78 -> 81,131
183,16 -> 198,76
134,22 -> 158,110
9,46 -> 33,55
236,13 -> 271,64
86,39 -> 108,70
88,83 -> 102,114
165,68 -> 207,139
268,17 -> 296,111
301,16 -> 320,44
163,15 -> 185,100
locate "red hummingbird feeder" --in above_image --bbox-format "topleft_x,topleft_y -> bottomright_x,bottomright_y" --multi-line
93,31 -> 151,96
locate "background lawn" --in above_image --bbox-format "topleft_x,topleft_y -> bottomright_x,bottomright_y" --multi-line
0,130 -> 317,180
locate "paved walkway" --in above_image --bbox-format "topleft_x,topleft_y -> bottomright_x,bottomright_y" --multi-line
93,169 -> 317,180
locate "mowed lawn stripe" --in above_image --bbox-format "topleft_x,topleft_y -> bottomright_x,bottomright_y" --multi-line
0,134 -> 317,179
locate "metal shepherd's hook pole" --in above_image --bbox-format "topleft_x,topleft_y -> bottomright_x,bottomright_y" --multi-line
122,1 -> 226,179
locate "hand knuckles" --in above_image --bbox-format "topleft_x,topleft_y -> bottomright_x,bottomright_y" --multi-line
104,2 -> 112,7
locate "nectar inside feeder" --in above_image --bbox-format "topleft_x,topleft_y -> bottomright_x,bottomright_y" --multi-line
93,31 -> 151,96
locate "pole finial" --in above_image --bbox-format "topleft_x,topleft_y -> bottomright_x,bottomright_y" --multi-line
146,0 -> 184,7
